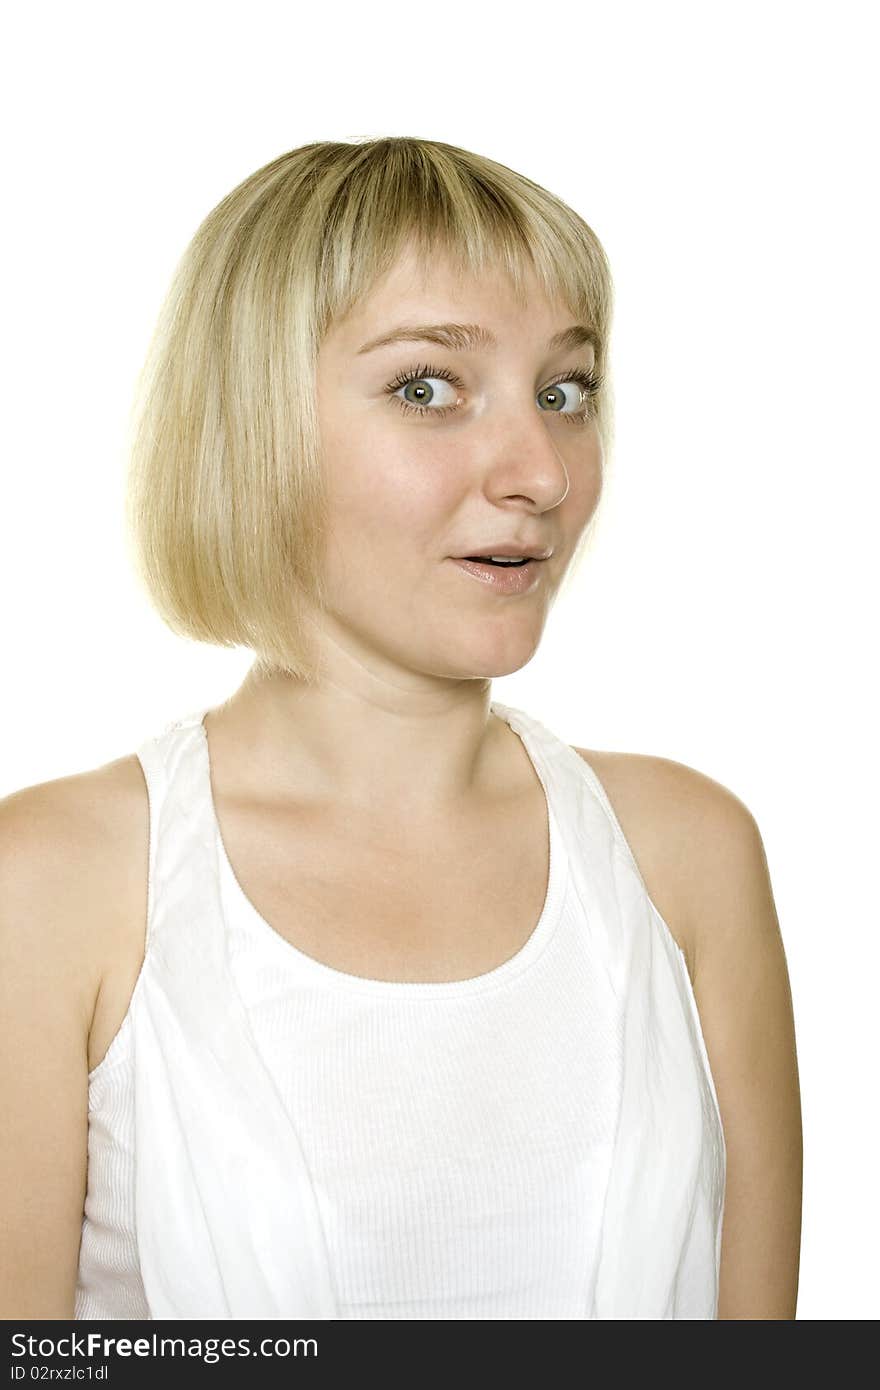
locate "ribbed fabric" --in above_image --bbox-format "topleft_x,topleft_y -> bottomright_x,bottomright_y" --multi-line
74,700 -> 726,1321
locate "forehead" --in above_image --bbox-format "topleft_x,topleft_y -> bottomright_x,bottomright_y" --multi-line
326,242 -> 573,352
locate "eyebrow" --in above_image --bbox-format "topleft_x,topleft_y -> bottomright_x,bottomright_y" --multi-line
356,320 -> 599,357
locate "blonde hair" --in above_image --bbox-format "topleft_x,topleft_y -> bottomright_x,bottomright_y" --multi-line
124,136 -> 615,683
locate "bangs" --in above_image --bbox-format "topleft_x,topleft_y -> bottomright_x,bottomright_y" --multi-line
310,137 -> 612,363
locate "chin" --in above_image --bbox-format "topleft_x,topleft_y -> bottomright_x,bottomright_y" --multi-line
437,641 -> 542,681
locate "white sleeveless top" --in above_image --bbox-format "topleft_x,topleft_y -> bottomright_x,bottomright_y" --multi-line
74,700 -> 726,1320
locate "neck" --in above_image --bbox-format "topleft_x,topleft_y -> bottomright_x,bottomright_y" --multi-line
206,652 -> 506,819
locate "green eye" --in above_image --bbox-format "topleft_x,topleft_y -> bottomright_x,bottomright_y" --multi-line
538,370 -> 603,418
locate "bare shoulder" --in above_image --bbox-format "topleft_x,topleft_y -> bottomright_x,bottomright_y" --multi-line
571,746 -> 761,975
0,756 -> 149,1315
0,754 -> 149,1062
572,746 -> 802,1318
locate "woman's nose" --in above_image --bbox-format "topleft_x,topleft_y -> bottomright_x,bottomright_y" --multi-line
483,403 -> 571,509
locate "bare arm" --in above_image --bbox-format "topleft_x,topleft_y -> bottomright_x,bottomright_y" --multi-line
680,776 -> 803,1318
0,782 -> 104,1319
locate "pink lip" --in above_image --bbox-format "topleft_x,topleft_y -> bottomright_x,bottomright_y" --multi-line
448,557 -> 544,594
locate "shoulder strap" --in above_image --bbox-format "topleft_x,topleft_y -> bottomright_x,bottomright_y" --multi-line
133,708 -> 209,954
493,700 -> 638,994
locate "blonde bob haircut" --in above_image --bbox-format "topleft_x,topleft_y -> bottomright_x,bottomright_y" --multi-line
125,135 -> 615,684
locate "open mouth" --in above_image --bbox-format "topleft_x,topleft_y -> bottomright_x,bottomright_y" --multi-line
462,556 -> 531,567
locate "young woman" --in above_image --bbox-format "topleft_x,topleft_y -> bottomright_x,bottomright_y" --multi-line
0,136 -> 802,1320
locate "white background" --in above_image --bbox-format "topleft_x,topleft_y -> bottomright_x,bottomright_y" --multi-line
2,0 -> 876,1319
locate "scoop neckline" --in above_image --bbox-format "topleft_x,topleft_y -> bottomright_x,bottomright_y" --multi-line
199,700 -> 570,998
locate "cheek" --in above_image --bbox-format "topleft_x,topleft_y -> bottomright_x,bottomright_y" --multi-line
326,427 -> 464,548
564,437 -> 604,519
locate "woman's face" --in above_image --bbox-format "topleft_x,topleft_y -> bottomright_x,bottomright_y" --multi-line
313,242 -> 603,683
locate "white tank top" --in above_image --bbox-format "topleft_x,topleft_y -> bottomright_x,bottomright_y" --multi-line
74,700 -> 726,1320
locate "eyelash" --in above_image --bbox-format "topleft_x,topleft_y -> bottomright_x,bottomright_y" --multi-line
383,362 -> 604,424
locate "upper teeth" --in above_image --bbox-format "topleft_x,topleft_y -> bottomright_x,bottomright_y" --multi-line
488,556 -> 525,564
